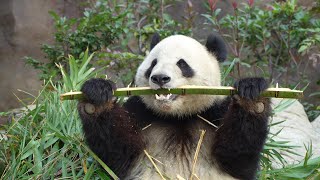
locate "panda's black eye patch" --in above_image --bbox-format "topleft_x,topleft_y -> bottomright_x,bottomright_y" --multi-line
144,59 -> 157,79
176,59 -> 194,78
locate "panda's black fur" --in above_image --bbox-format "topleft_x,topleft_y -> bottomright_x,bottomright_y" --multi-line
78,34 -> 271,179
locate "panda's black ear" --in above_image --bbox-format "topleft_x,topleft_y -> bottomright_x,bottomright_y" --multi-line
205,34 -> 227,62
150,33 -> 161,50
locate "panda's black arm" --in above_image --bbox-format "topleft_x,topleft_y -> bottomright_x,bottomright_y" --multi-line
77,79 -> 145,178
212,78 -> 271,180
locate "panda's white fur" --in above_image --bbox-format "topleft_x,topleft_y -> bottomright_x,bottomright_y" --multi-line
135,35 -> 223,116
127,122 -> 236,180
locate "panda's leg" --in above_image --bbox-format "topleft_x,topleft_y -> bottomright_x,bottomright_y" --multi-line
212,78 -> 271,180
77,78 -> 144,178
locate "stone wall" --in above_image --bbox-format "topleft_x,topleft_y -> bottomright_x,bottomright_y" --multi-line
0,0 -> 84,111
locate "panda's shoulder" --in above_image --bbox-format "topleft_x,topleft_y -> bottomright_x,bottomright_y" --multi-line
201,97 -> 231,120
123,96 -> 154,125
124,96 -> 145,112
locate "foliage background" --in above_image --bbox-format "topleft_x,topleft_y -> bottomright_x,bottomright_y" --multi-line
23,0 -> 320,120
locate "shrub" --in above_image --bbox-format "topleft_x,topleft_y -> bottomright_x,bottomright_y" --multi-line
25,0 -> 191,84
203,0 -> 320,88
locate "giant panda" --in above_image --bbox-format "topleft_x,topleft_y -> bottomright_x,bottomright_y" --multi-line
78,34 -> 271,180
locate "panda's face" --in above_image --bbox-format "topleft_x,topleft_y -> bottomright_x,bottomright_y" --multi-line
135,35 -> 224,116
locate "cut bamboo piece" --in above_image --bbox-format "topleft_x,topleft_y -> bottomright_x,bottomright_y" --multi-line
60,85 -> 303,101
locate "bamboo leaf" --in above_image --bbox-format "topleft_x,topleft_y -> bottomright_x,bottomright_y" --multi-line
83,162 -> 95,180
96,169 -> 111,180
20,140 -> 40,160
273,99 -> 297,113
276,166 -> 318,178
32,147 -> 42,174
78,50 -> 95,77
62,159 -> 68,177
44,137 -> 59,149
69,55 -> 78,87
222,58 -> 237,83
81,144 -> 119,180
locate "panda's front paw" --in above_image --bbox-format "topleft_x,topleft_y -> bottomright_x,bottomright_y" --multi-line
234,77 -> 268,100
233,78 -> 270,114
81,78 -> 117,106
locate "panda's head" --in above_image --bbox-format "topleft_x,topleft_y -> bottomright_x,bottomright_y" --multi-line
135,34 -> 227,116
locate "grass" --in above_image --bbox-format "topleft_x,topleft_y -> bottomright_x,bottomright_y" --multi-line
0,50 -> 117,179
1,51 -> 319,179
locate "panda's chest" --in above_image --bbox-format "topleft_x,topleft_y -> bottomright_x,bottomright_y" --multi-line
136,121 -> 217,178
144,122 -> 200,157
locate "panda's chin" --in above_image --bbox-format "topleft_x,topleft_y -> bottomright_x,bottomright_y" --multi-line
138,93 -> 179,113
152,94 -> 178,110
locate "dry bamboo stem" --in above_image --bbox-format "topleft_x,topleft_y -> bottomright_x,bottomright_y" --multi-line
190,130 -> 206,180
144,150 -> 166,180
60,85 -> 303,101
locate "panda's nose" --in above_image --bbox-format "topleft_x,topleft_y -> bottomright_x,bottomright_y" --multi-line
151,74 -> 171,86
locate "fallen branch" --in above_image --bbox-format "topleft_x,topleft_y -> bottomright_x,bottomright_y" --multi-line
60,85 -> 303,101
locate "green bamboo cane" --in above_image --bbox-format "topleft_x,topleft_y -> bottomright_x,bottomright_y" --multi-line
60,86 -> 303,101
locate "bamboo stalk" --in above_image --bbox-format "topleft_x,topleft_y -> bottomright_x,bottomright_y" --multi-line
60,85 -> 303,101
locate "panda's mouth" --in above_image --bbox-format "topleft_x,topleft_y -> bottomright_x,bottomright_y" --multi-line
154,93 -> 179,101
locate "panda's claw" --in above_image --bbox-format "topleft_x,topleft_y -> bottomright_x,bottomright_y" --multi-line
234,77 -> 268,100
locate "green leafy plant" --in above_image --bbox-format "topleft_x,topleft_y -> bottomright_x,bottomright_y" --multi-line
1,50 -> 118,179
303,102 -> 320,122
57,48 -> 102,92
260,143 -> 320,179
25,0 -> 192,86
25,1 -> 128,82
203,0 -> 320,87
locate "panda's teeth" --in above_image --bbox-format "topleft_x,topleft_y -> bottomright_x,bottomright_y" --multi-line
155,93 -> 174,100
155,94 -> 160,100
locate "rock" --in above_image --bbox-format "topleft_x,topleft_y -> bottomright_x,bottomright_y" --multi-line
269,99 -> 320,167
0,104 -> 37,125
312,115 -> 320,130
0,0 -> 86,112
